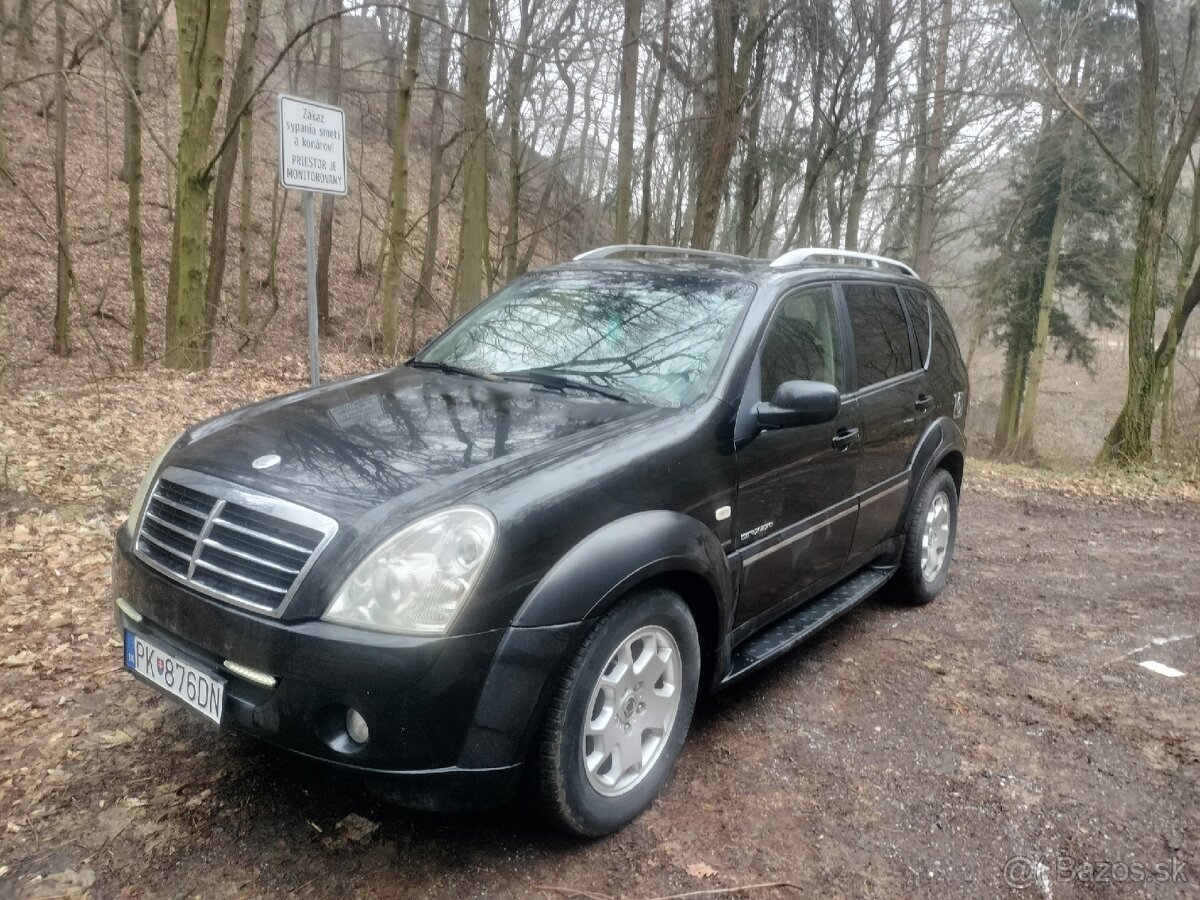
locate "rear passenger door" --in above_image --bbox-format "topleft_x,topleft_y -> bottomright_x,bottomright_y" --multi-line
840,282 -> 926,560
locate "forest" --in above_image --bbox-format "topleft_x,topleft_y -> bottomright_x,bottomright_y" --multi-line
3,1 -> 1200,893
1,0 -> 1200,469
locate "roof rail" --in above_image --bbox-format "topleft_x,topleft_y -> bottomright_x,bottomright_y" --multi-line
573,244 -> 753,264
770,247 -> 917,277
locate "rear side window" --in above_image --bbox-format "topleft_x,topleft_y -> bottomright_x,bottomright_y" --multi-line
843,283 -> 913,389
902,289 -> 932,369
760,285 -> 843,399
928,296 -> 963,371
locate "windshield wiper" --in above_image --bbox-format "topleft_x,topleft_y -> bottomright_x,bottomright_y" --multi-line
498,369 -> 630,403
407,359 -> 495,381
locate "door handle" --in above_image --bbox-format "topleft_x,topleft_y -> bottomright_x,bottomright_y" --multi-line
832,427 -> 860,451
915,394 -> 934,413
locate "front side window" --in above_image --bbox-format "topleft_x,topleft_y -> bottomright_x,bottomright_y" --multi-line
759,285 -> 843,399
843,283 -> 914,389
418,270 -> 755,407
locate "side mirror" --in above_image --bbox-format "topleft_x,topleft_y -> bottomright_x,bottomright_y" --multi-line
755,380 -> 840,429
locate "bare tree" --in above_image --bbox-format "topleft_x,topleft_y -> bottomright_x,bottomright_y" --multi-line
380,0 -> 422,355
691,0 -> 765,249
912,0 -> 951,277
314,0 -> 341,330
52,0 -> 70,356
453,0 -> 491,316
638,0 -> 673,244
166,0 -> 231,369
612,0 -> 642,242
414,0 -> 458,312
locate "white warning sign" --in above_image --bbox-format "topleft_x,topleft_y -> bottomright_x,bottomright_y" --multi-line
277,94 -> 348,195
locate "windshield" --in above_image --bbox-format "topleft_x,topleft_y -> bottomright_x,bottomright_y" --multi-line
417,270 -> 756,407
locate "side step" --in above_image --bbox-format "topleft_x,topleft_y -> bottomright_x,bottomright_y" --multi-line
722,569 -> 891,686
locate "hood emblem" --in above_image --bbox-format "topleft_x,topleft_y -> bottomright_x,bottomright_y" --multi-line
252,453 -> 282,470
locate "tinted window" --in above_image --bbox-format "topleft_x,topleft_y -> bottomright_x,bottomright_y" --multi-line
902,288 -> 931,369
929,296 -> 963,371
419,270 -> 755,408
760,285 -> 843,399
844,283 -> 913,388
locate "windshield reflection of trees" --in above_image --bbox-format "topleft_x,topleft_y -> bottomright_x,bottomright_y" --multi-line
432,270 -> 753,407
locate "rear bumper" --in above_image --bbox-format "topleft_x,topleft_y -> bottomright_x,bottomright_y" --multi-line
112,528 -> 579,810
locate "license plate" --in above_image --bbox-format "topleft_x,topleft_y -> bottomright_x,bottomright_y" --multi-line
124,630 -> 225,724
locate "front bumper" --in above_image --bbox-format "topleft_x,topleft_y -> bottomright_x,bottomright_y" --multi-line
112,528 -> 579,810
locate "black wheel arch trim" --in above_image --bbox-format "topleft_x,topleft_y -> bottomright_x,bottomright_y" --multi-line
902,416 -> 965,526
510,510 -> 735,634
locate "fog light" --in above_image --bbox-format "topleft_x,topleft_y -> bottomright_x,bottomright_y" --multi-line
346,708 -> 369,744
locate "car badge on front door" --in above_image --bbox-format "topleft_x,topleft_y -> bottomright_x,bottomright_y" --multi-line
252,453 -> 281,470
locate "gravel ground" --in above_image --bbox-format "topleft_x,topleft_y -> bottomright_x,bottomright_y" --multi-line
2,365 -> 1197,900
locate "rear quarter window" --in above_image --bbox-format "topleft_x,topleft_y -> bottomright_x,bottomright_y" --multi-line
927,295 -> 963,372
901,289 -> 931,369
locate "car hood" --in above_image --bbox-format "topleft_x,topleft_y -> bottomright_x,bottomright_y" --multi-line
169,366 -> 658,514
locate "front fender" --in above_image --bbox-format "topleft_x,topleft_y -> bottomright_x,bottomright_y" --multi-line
511,510 -> 734,631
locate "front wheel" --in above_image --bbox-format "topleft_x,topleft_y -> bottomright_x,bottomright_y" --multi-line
535,588 -> 700,836
895,468 -> 959,606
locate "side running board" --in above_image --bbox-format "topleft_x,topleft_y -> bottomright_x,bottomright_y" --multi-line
722,569 -> 891,686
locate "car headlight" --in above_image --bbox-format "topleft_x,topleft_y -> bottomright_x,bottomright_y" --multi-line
323,507 -> 497,635
123,432 -> 184,536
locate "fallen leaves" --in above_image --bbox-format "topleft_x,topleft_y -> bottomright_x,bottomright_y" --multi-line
330,813 -> 380,847
685,861 -> 719,879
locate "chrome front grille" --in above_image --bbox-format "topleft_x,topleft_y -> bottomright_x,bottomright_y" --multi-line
134,467 -> 338,615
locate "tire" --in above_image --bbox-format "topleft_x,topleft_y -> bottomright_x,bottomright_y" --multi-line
894,468 -> 959,606
535,588 -> 700,836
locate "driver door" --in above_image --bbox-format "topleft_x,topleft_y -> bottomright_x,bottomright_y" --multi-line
733,284 -> 862,629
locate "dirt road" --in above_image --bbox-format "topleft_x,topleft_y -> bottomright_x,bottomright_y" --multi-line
2,363 -> 1197,899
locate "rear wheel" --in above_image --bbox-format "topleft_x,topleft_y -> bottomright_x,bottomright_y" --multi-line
895,468 -> 958,606
535,588 -> 700,836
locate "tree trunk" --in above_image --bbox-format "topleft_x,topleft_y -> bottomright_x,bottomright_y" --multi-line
237,101 -> 254,338
380,0 -> 422,355
500,0 -> 534,282
52,0 -> 70,356
638,0 -> 672,244
0,2 -> 8,183
452,0 -> 490,317
1161,159 -> 1200,455
993,340 -> 1026,456
316,2 -> 341,328
1099,0 -> 1200,465
691,0 -> 736,249
197,0 -> 260,367
1012,161 -> 1070,460
414,0 -> 455,311
612,0 -> 642,243
121,0 -> 146,364
16,0 -> 32,59
693,0 -> 764,249
167,0 -> 232,370
1014,59 -> 1088,460
378,6 -> 400,146
734,30 -> 767,255
845,0 -> 894,251
913,0 -> 951,277
518,53 -> 576,273
785,35 -> 828,249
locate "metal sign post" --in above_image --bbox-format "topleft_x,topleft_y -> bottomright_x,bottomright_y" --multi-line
277,94 -> 348,387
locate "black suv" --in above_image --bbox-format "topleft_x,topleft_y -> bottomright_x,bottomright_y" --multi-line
113,245 -> 968,835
